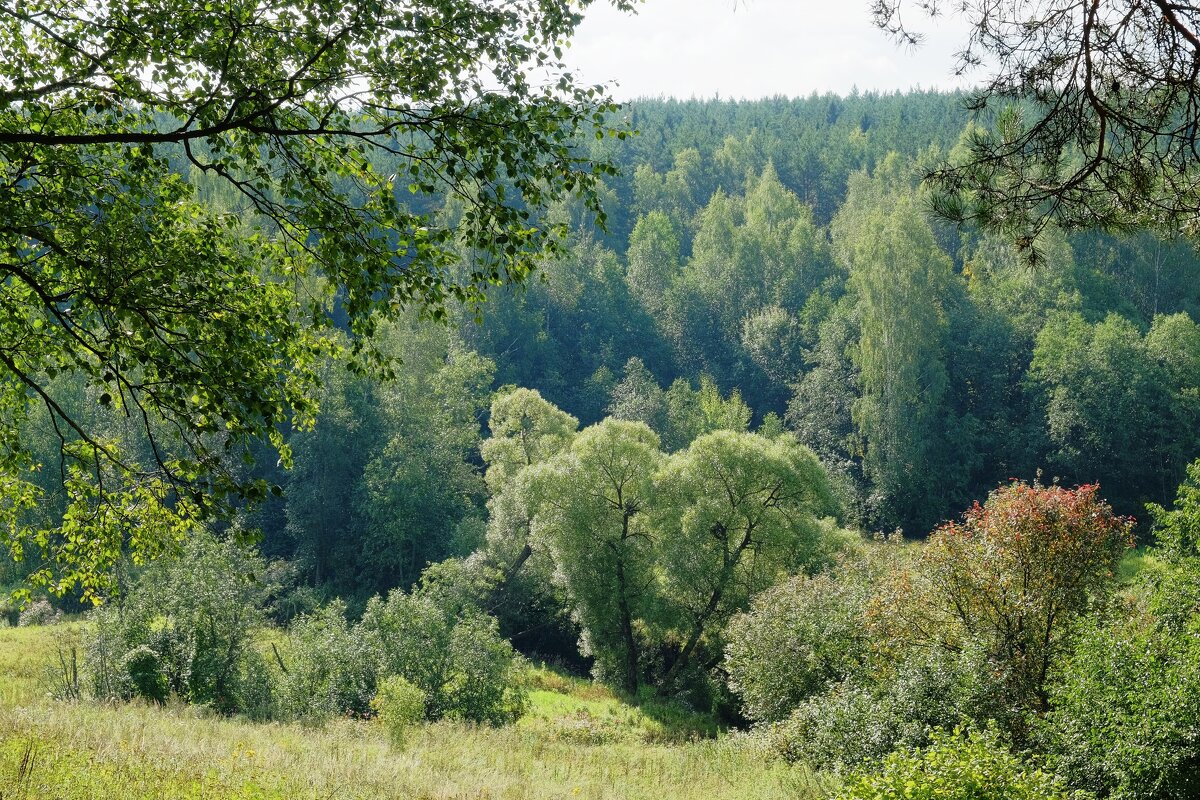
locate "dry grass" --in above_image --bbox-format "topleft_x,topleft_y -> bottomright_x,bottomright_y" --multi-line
0,626 -> 836,800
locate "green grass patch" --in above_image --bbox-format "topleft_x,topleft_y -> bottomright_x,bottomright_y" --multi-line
0,624 -> 86,708
520,663 -> 721,745
0,627 -> 835,800
0,701 -> 831,799
1116,546 -> 1159,585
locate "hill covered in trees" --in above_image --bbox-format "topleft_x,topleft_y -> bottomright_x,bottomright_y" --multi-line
6,89 -> 1200,800
8,91 -> 1200,603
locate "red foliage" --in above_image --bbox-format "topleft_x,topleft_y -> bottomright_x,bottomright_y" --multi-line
921,480 -> 1133,714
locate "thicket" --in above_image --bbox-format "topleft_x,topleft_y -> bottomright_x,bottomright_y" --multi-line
835,727 -> 1090,800
723,475 -> 1200,797
81,532 -> 525,727
86,533 -> 272,715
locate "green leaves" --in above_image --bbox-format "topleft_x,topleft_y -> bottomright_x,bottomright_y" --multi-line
876,481 -> 1132,726
0,0 -> 630,596
1042,614 -> 1200,800
523,418 -> 662,692
482,392 -> 842,693
836,173 -> 956,532
838,726 -> 1089,800
360,588 -> 526,724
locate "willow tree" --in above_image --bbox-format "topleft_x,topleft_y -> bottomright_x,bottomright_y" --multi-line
479,388 -> 579,580
525,419 -> 663,693
653,430 -> 839,688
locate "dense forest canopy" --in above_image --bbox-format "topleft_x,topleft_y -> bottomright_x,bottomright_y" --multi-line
6,90 -> 1200,605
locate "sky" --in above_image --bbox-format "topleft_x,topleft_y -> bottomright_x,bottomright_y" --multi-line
564,0 -> 978,100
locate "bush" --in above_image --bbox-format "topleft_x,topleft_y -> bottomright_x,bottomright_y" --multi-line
836,726 -> 1091,800
0,597 -> 19,627
372,676 -> 426,747
237,649 -> 276,722
1040,612 -> 1200,800
122,645 -> 169,704
84,531 -> 271,714
274,602 -> 375,721
763,643 -> 1007,769
873,482 -> 1131,727
724,543 -> 897,723
1146,459 -> 1200,628
18,599 -> 63,627
360,588 -> 526,725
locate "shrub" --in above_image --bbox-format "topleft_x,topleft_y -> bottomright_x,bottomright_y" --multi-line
360,588 -> 526,725
1040,612 -> 1200,800
1146,459 -> 1200,628
18,598 -> 63,627
836,726 -> 1091,800
43,627 -> 84,701
84,604 -> 133,701
237,649 -> 276,722
122,645 -> 169,704
274,601 -> 375,721
84,531 -> 271,714
764,643 -> 1001,768
372,676 -> 426,747
724,542 -> 898,723
0,597 -> 19,627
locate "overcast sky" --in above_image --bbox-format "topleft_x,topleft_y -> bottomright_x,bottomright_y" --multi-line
564,0 -> 978,100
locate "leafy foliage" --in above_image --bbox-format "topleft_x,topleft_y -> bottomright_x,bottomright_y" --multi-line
85,531 -> 271,714
480,389 -> 844,696
482,388 -> 580,494
873,481 -> 1132,726
1028,312 -> 1200,514
0,0 -> 632,595
372,675 -> 427,747
836,726 -> 1090,800
15,598 -> 61,627
1040,612 -> 1200,800
836,166 -> 955,532
724,544 -> 893,723
652,431 -> 840,688
360,588 -> 526,725
1146,457 -> 1200,626
766,641 -> 1005,768
274,601 -> 376,721
524,419 -> 662,694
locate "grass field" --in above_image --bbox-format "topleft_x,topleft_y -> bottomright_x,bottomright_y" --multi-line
0,625 -> 834,800
0,624 -> 81,708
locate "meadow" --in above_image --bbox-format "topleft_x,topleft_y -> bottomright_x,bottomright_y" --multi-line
0,625 -> 833,800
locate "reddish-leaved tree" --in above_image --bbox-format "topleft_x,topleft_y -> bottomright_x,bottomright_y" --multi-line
874,481 -> 1133,719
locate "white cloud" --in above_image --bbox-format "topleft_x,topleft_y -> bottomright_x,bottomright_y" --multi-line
566,0 -> 978,99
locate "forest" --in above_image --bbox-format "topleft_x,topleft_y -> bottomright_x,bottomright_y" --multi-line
3,0 -> 1200,795
3,90 -> 1200,798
